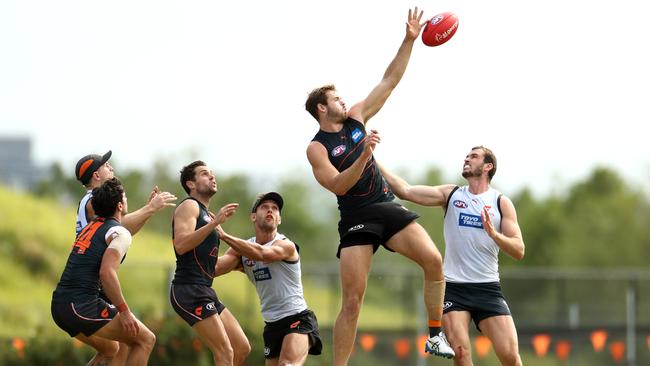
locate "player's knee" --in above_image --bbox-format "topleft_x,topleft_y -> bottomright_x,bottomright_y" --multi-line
235,339 -> 252,359
138,327 -> 156,351
341,296 -> 363,315
428,250 -> 443,267
96,340 -> 120,358
452,346 -> 472,365
419,251 -> 443,274
499,349 -> 521,366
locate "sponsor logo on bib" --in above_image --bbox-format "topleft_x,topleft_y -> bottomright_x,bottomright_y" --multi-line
351,128 -> 364,143
458,213 -> 484,229
253,267 -> 272,281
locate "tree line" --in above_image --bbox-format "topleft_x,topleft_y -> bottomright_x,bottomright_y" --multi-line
33,159 -> 650,268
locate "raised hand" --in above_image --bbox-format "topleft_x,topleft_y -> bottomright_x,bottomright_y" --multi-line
405,7 -> 425,41
361,129 -> 381,161
214,203 -> 239,225
148,189 -> 178,212
147,186 -> 159,204
481,206 -> 497,239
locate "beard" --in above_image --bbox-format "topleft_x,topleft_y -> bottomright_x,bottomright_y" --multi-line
196,185 -> 217,197
327,109 -> 347,123
462,165 -> 483,179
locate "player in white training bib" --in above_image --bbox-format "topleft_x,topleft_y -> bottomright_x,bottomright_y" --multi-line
216,192 -> 322,366
381,146 -> 525,366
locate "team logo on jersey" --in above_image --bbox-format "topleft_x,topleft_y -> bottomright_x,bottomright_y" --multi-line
209,247 -> 218,257
244,258 -> 256,267
458,213 -> 484,229
331,145 -> 346,157
203,214 -> 212,222
453,200 -> 467,208
351,128 -> 364,143
253,267 -> 272,281
206,302 -> 216,311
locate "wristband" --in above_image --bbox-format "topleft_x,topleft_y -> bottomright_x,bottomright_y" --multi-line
116,302 -> 129,313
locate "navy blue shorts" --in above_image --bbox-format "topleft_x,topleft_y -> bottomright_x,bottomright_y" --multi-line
51,297 -> 117,337
337,201 -> 419,258
443,282 -> 512,332
263,309 -> 322,359
170,283 -> 226,326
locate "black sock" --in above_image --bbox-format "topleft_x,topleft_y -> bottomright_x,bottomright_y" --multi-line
429,326 -> 441,338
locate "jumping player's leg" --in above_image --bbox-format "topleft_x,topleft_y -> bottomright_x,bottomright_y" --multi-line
92,314 -> 156,366
333,245 -> 373,366
193,314 -> 236,366
219,308 -> 251,366
442,311 -> 474,366
478,315 -> 522,366
386,222 -> 444,326
386,222 -> 454,358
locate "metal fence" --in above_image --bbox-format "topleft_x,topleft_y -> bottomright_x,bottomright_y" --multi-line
118,264 -> 650,366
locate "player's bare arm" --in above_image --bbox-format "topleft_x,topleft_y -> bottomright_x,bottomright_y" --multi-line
173,200 -> 238,255
121,187 -> 177,235
481,196 -> 525,260
349,7 -> 426,124
99,246 -> 140,337
307,131 -> 380,195
215,248 -> 243,276
217,227 -> 298,263
379,163 -> 455,207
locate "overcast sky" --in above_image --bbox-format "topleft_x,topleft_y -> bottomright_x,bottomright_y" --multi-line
1,0 -> 648,198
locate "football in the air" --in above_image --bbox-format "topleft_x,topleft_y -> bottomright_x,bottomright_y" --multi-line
422,12 -> 459,47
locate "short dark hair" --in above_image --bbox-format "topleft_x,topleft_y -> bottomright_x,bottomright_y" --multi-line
180,160 -> 206,194
91,177 -> 124,218
305,84 -> 336,121
472,146 -> 497,181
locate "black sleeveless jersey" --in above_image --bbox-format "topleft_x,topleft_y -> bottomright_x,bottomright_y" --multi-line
171,197 -> 219,286
311,118 -> 394,215
52,217 -> 121,303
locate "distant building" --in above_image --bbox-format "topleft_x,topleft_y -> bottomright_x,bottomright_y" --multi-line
0,137 -> 37,190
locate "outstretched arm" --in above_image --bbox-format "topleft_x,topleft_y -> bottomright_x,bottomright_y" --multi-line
121,186 -> 177,235
481,197 -> 525,260
379,163 -> 455,207
215,247 -> 243,276
217,226 -> 298,263
349,7 -> 425,124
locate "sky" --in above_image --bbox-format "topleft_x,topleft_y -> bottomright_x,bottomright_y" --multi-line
1,0 -> 649,198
